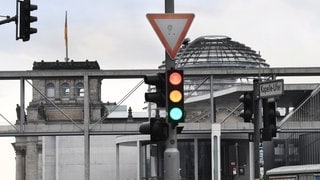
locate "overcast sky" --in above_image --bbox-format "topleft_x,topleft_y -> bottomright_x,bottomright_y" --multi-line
1,0 -> 320,179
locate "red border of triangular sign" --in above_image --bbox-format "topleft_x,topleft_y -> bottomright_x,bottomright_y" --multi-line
147,13 -> 195,59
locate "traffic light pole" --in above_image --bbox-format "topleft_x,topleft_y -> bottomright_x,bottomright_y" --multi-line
164,66 -> 181,180
253,79 -> 262,179
163,0 -> 181,179
164,122 -> 180,179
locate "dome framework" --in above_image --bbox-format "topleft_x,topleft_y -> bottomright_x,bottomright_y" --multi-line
159,35 -> 270,96
176,35 -> 269,69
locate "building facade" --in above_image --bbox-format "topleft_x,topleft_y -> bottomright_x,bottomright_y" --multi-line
12,61 -> 109,180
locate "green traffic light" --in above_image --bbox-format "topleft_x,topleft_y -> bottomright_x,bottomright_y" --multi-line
169,107 -> 183,121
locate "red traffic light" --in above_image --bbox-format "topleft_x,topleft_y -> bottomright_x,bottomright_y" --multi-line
169,72 -> 182,85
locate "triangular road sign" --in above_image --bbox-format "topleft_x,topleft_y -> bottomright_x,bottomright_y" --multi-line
147,13 -> 195,59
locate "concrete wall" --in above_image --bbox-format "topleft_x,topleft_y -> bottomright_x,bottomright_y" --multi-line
42,135 -> 137,180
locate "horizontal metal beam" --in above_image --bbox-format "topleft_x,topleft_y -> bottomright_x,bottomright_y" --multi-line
0,128 -> 249,137
0,69 -> 162,79
0,123 -> 251,137
1,67 -> 320,79
185,67 -> 320,77
1,123 -> 319,137
0,131 -> 141,137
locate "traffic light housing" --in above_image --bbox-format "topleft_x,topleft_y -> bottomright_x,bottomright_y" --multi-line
262,99 -> 278,141
139,118 -> 169,142
167,69 -> 184,123
239,92 -> 254,122
144,73 -> 166,107
18,0 -> 37,41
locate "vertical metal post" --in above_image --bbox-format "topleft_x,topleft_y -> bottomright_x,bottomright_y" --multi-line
212,124 -> 221,180
210,75 -> 221,179
164,1 -> 181,180
116,144 -> 120,180
210,75 -> 215,123
164,0 -> 175,70
249,140 -> 255,180
165,0 -> 174,15
253,79 -> 261,179
164,123 -> 180,180
20,78 -> 25,132
137,140 -> 141,180
210,76 -> 214,180
235,143 -> 240,180
194,138 -> 198,180
84,75 -> 90,180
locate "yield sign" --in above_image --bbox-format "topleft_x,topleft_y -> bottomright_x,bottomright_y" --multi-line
147,13 -> 195,59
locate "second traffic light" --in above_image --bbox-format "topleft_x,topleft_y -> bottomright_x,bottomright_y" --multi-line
144,72 -> 166,107
167,69 -> 184,123
18,0 -> 38,41
262,99 -> 278,141
239,92 -> 254,122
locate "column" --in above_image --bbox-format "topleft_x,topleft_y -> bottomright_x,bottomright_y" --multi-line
26,137 -> 39,180
12,143 -> 26,180
37,138 -> 42,180
42,136 -> 56,180
137,140 -> 142,180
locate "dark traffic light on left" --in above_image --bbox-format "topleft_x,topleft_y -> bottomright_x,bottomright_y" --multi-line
144,72 -> 166,108
18,0 -> 38,42
239,92 -> 254,123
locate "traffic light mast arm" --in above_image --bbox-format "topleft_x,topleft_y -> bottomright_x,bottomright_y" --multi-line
0,16 -> 17,25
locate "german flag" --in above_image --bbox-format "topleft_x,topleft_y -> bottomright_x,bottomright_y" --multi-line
64,11 -> 68,48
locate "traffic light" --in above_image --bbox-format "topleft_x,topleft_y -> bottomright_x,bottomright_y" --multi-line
262,99 -> 278,141
139,118 -> 169,142
18,0 -> 37,41
144,72 -> 166,107
167,69 -> 184,123
239,92 -> 254,122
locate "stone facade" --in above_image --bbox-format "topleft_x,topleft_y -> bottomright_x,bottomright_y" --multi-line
13,61 -> 105,180
27,78 -> 104,123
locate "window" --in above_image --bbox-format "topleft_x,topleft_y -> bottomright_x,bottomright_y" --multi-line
61,83 -> 70,97
76,82 -> 84,97
46,83 -> 55,97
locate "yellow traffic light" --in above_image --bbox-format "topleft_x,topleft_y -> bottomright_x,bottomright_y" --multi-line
169,90 -> 182,103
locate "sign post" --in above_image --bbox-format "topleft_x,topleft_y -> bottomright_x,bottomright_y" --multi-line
147,3 -> 194,179
252,79 -> 283,179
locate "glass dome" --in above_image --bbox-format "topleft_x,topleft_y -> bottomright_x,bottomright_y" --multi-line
176,35 -> 269,69
159,35 -> 269,96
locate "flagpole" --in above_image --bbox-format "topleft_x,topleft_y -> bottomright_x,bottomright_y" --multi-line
64,11 -> 69,62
